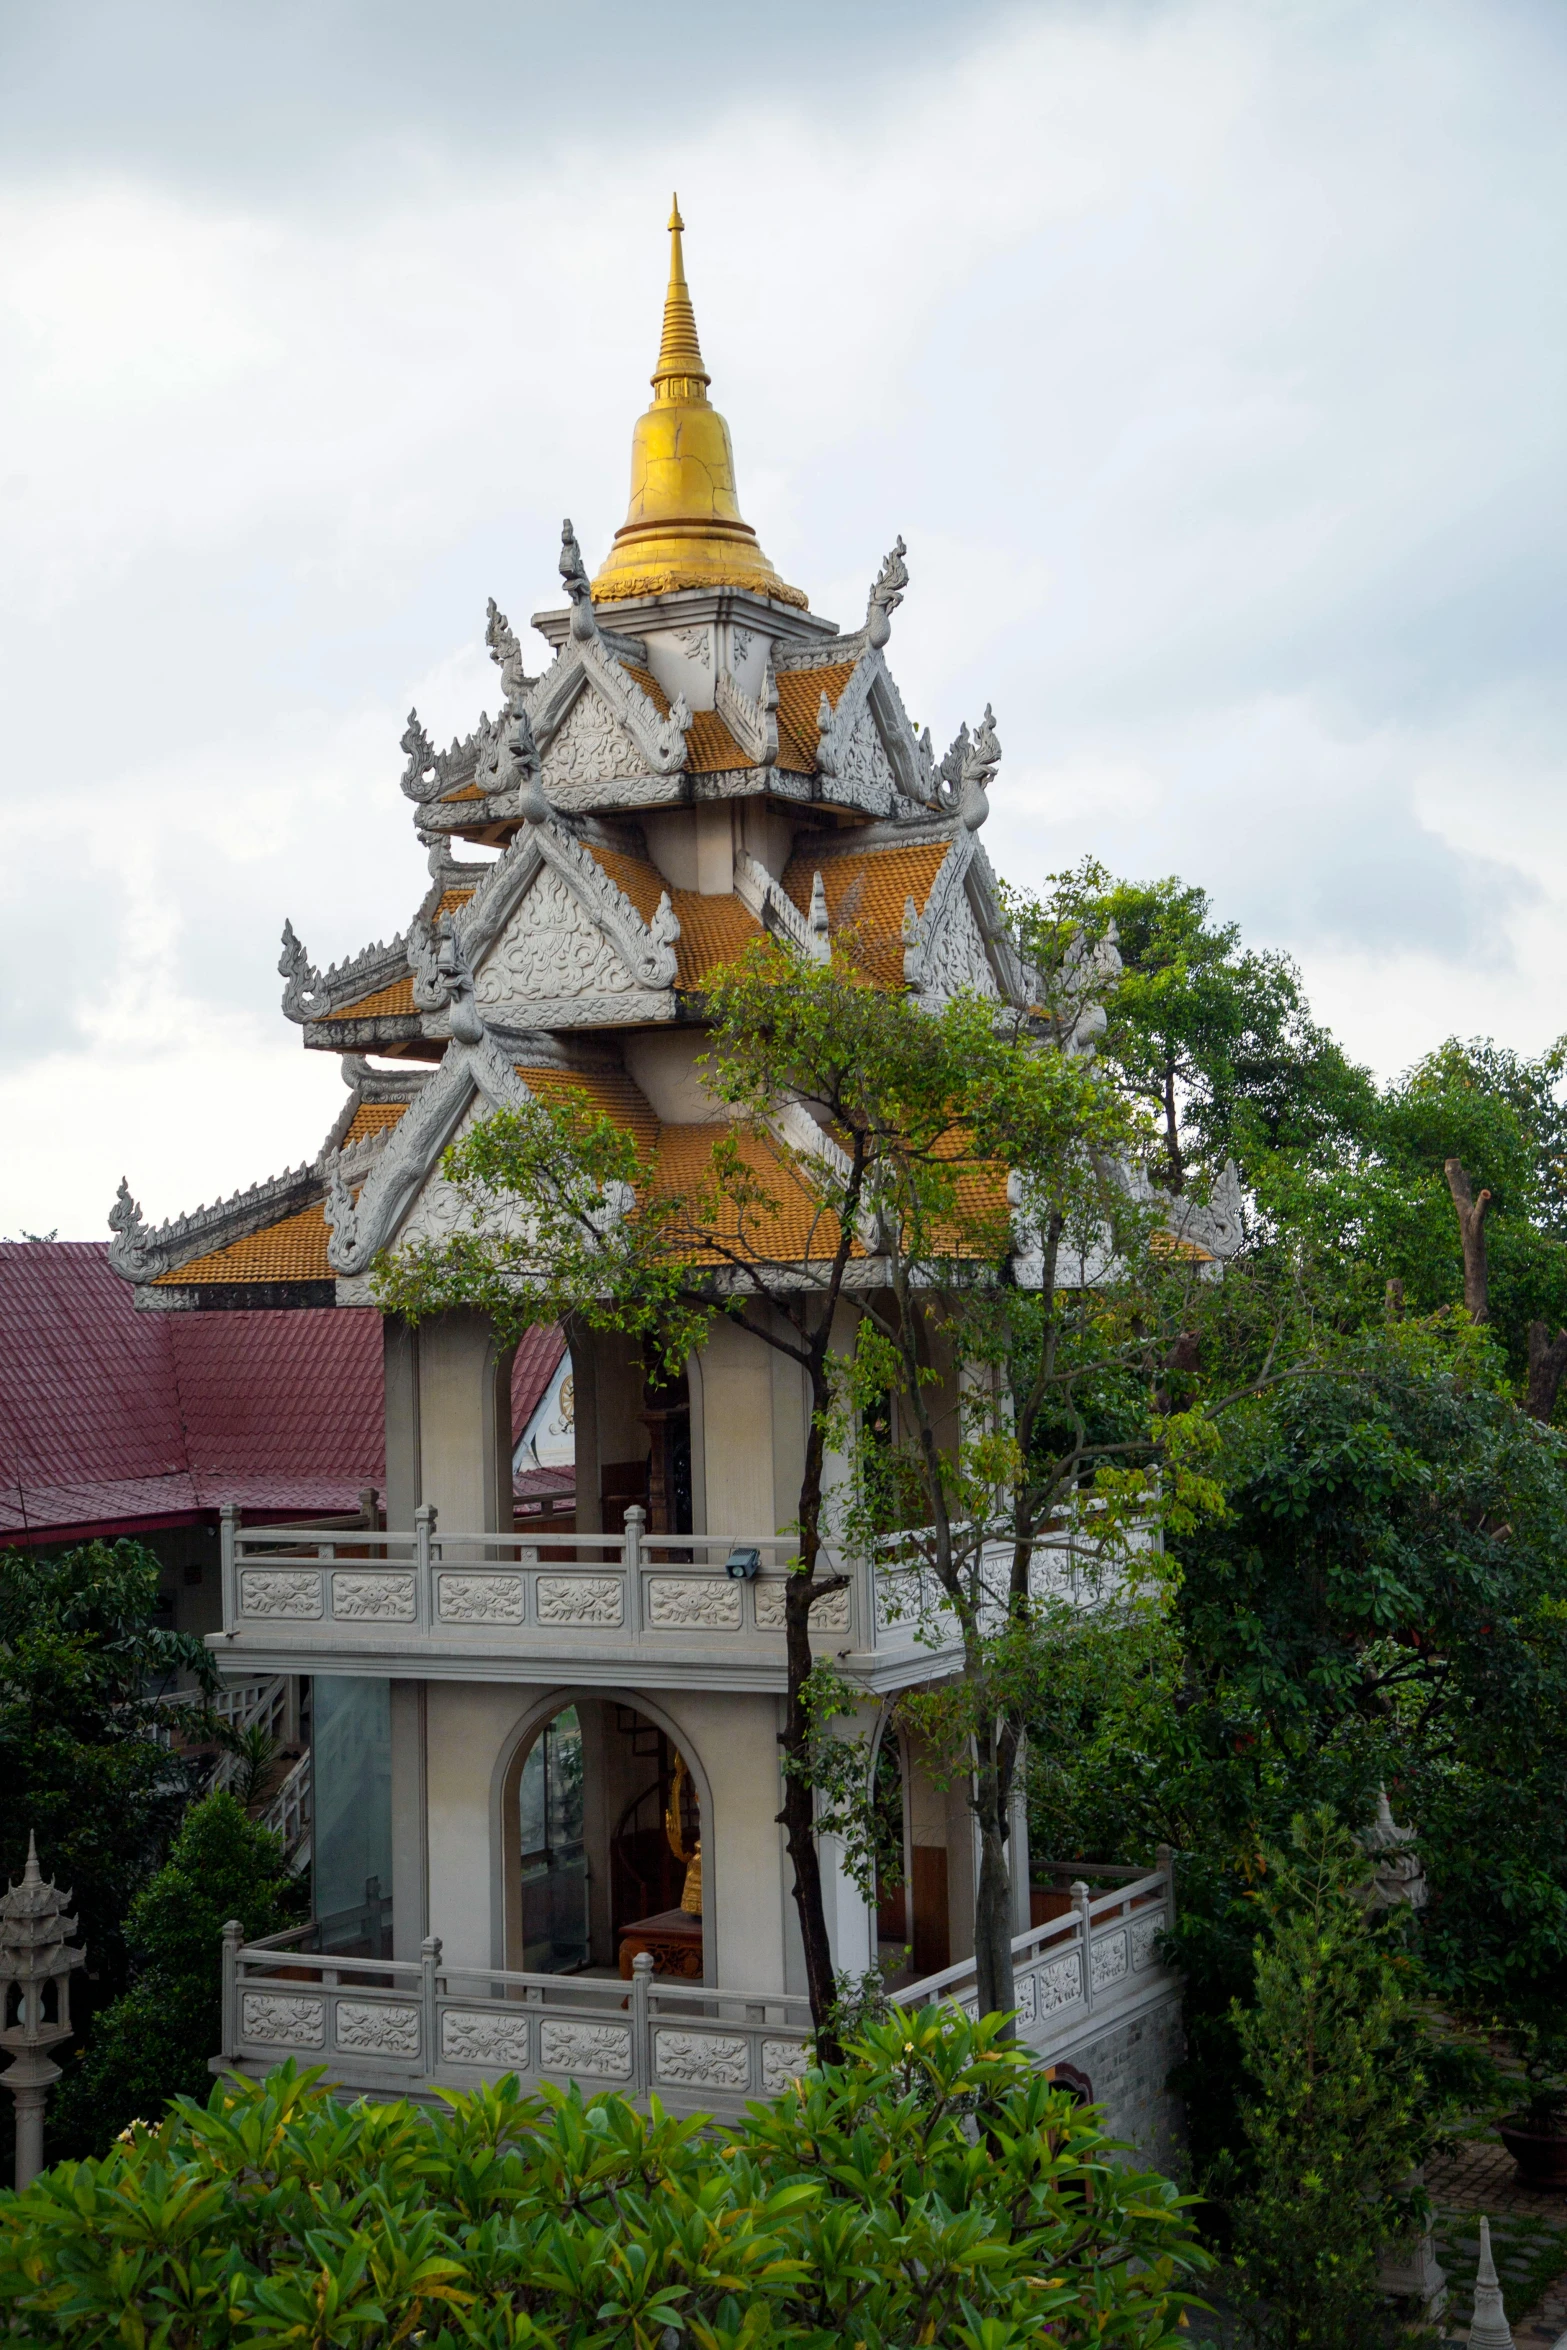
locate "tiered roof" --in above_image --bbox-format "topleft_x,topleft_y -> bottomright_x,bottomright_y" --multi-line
110,205 -> 1244,1310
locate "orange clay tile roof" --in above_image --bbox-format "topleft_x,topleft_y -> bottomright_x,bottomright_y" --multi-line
514,1064 -> 663,1158
625,664 -> 672,717
442,782 -> 488,802
781,839 -> 953,986
331,974 -> 416,1019
435,889 -> 474,920
340,1101 -> 410,1146
623,659 -> 856,777
774,662 -> 855,775
152,1203 -> 335,1286
685,709 -> 750,773
583,845 -> 764,989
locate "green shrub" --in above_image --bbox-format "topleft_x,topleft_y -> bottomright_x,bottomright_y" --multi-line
1227,1810 -> 1436,2350
1,2007 -> 1206,2349
48,1791 -> 305,2158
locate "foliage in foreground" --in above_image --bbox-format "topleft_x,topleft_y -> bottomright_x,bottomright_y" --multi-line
49,1793 -> 306,2161
0,2010 -> 1207,2350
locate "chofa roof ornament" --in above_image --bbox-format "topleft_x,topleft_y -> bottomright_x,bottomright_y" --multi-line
559,520 -> 597,644
866,535 -> 908,650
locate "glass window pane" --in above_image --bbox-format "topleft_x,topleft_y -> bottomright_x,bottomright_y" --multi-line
313,1676 -> 393,1957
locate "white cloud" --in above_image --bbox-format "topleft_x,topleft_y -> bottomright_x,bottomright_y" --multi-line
1,0 -> 1564,1234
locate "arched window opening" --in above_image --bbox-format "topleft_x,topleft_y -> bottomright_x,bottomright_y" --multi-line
508,1701 -> 706,1984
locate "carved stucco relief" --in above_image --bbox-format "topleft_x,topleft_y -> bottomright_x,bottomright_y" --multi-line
536,1576 -> 624,1627
752,1580 -> 850,1632
833,709 -> 897,810
1129,1910 -> 1167,1971
442,2011 -> 530,2067
1013,1972 -> 1037,2025
653,2031 -> 750,2090
919,889 -> 999,1003
336,2002 -> 421,2056
647,1578 -> 743,1631
437,1575 -> 525,1624
542,686 -> 648,793
1035,1952 -> 1084,2013
1090,1930 -> 1129,1991
332,1573 -> 415,1622
393,1101 -> 536,1257
240,1571 -> 322,1620
474,867 -> 640,1013
761,2039 -> 810,2096
242,1993 -> 325,2046
537,2020 -> 633,2078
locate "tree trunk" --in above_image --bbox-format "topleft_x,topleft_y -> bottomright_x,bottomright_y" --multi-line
777,1400 -> 844,2061
1526,1320 -> 1567,1422
1443,1159 -> 1492,1322
972,1716 -> 1018,2024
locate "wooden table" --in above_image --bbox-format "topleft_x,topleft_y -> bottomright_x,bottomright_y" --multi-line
617,1909 -> 704,1980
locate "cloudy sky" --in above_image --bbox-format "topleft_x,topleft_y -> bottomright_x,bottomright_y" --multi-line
1,0 -> 1563,1238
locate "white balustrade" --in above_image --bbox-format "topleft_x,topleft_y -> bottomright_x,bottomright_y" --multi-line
220,1924 -> 815,2116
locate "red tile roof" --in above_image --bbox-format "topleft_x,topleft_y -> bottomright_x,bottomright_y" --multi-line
0,1244 -> 567,1542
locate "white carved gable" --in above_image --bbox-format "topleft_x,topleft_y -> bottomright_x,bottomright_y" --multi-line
541,686 -> 647,803
920,885 -> 999,1003
393,1100 -> 537,1254
473,865 -> 651,1024
828,708 -> 897,814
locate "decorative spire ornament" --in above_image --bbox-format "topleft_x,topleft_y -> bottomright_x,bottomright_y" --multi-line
1467,2218 -> 1514,2348
590,199 -> 804,608
0,1833 -> 87,2189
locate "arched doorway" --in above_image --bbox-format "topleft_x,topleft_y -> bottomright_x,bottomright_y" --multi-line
504,1698 -> 705,1981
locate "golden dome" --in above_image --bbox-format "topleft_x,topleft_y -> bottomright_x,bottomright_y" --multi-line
590,200 -> 807,609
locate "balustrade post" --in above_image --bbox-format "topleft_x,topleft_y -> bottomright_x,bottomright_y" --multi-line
420,1935 -> 442,2074
1070,1879 -> 1094,2013
631,1949 -> 654,2101
1155,1842 -> 1177,1931
220,1502 -> 240,1630
221,1918 -> 243,2061
623,1503 -> 645,1575
415,1502 -> 438,1630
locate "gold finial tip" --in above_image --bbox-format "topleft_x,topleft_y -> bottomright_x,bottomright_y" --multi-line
669,196 -> 683,232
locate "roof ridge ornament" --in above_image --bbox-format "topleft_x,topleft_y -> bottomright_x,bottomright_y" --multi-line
511,707 -> 551,824
959,707 -> 999,831
399,709 -> 440,804
485,597 -> 535,707
865,535 -> 908,650
559,520 -> 598,644
278,920 -> 331,1021
107,1178 -> 152,1277
807,871 -> 831,962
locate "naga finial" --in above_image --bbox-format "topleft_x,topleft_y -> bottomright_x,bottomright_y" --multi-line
399,708 -> 439,803
865,534 -> 908,650
485,597 -> 534,708
559,519 -> 597,643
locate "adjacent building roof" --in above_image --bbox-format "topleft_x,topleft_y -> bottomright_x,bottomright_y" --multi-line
0,1243 -> 566,1542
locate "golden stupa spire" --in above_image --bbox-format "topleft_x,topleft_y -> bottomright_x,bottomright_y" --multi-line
652,200 -> 709,393
590,196 -> 806,609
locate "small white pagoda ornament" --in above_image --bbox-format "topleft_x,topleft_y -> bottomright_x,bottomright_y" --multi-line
0,1832 -> 87,2188
1362,1787 -> 1428,1912
1467,2216 -> 1514,2348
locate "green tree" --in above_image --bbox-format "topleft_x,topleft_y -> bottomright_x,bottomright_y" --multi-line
1228,1809 -> 1435,2350
0,1541 -> 212,2014
48,1792 -> 304,2158
0,2013 -> 1208,2349
1017,864 -> 1378,1194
